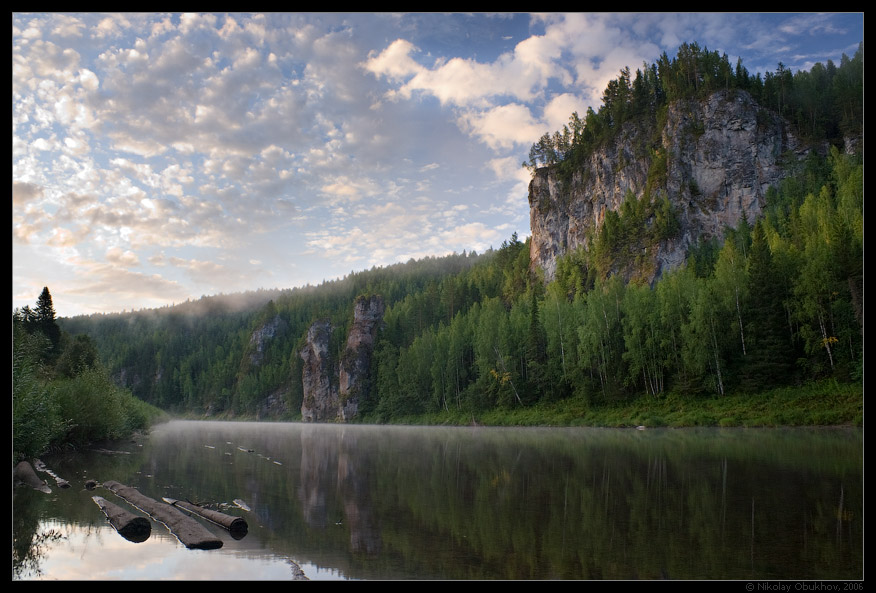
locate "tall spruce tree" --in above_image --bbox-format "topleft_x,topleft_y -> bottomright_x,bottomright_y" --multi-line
35,287 -> 61,342
740,223 -> 796,391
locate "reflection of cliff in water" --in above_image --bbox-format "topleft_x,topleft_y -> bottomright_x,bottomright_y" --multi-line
337,429 -> 381,555
298,426 -> 381,556
298,425 -> 336,529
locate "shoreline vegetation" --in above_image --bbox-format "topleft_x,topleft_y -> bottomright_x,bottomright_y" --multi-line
13,287 -> 168,463
400,379 -> 863,429
180,379 -> 861,430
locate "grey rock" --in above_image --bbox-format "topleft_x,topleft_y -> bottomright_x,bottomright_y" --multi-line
528,90 -> 816,285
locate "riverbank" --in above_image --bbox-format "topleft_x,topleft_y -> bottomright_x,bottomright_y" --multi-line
380,379 -> 863,428
164,379 -> 862,429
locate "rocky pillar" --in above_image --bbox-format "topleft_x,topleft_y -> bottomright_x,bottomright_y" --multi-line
338,295 -> 385,421
299,319 -> 337,422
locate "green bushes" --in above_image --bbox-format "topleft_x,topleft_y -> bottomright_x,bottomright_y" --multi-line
12,351 -> 66,463
52,369 -> 128,445
13,359 -> 165,461
13,291 -> 166,462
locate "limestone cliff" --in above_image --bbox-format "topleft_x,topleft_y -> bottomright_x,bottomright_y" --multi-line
299,319 -> 337,422
337,295 -> 385,421
299,295 -> 385,423
528,89 -> 812,284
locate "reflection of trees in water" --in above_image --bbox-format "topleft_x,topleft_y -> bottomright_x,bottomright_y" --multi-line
12,527 -> 65,579
12,490 -> 66,579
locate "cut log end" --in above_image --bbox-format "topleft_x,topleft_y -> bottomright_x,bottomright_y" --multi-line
92,495 -> 152,543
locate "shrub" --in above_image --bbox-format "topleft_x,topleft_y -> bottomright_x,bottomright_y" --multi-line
13,354 -> 66,462
52,368 -> 128,446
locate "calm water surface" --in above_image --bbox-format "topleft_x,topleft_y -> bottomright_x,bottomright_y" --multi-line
13,421 -> 863,580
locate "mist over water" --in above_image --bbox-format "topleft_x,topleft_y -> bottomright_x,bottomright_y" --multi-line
13,422 -> 863,580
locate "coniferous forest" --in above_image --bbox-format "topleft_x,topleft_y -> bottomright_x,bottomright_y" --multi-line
17,42 -> 863,440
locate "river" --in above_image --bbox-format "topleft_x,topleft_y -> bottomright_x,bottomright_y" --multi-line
12,421 -> 863,581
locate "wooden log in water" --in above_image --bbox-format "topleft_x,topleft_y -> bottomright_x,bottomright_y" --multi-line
33,458 -> 71,488
103,481 -> 222,550
14,461 -> 51,494
163,498 -> 248,535
92,496 -> 151,543
289,559 -> 309,580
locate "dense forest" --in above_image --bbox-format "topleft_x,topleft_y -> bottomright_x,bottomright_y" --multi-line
41,42 -> 863,425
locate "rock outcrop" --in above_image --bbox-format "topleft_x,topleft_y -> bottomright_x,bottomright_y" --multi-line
300,295 -> 385,423
300,319 -> 337,423
338,295 -> 385,421
528,89 -> 812,284
247,313 -> 287,367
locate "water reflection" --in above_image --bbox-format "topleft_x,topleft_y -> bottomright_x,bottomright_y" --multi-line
13,422 -> 863,580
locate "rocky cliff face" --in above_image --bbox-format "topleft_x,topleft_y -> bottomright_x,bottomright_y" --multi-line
299,295 -> 385,423
528,90 -> 811,283
247,314 -> 287,367
299,319 -> 337,422
337,295 -> 385,421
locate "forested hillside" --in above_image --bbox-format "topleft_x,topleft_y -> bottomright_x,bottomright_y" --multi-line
58,250 -> 500,417
55,42 -> 862,423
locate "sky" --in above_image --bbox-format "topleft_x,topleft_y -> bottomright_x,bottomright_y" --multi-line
12,12 -> 864,318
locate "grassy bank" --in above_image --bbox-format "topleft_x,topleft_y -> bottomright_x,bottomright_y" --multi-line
139,379 -> 862,430
377,379 -> 863,428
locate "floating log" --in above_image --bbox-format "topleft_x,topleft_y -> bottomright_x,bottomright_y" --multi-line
90,448 -> 131,455
163,497 -> 248,536
289,560 -> 309,581
92,496 -> 151,543
14,461 -> 51,494
33,459 -> 70,488
103,481 -> 222,550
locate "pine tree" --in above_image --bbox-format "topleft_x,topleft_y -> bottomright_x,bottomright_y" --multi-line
32,287 -> 63,361
740,223 -> 796,391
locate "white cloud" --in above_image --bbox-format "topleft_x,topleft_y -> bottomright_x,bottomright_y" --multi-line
106,246 -> 140,266
93,15 -> 131,39
543,93 -> 588,134
487,156 -> 530,184
362,39 -> 423,81
51,14 -> 86,39
457,103 -> 544,151
12,181 -> 44,207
